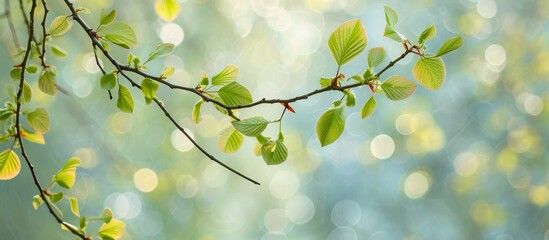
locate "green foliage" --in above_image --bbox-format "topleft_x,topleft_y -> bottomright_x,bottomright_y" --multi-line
367,47 -> 387,68
48,16 -> 72,37
232,117 -> 269,137
413,57 -> 446,90
100,73 -> 117,90
0,149 -> 20,180
50,192 -> 63,203
54,157 -> 81,189
381,75 -> 417,101
22,82 -> 32,104
32,195 -> 43,209
316,104 -> 345,147
26,108 -> 50,133
260,137 -> 288,165
212,65 -> 239,86
344,90 -> 356,107
361,97 -> 376,119
70,197 -> 80,217
145,43 -> 175,64
26,65 -> 38,74
99,22 -> 137,49
418,24 -> 437,45
328,19 -> 368,66
384,5 -> 398,26
218,126 -> 243,154
383,6 -> 405,42
99,9 -> 116,26
98,219 -> 126,240
38,70 -> 57,95
155,0 -> 181,22
192,100 -> 203,124
50,45 -> 68,57
117,85 -> 134,113
141,78 -> 159,104
218,82 -> 253,106
161,67 -> 175,79
10,68 -> 21,80
436,36 -> 463,57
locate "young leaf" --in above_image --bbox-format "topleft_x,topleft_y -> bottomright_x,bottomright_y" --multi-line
367,47 -> 387,68
218,82 -> 253,106
231,117 -> 269,137
316,105 -> 345,147
38,70 -> 57,95
361,97 -> 376,119
50,45 -> 68,57
48,16 -> 72,37
141,78 -> 159,105
413,57 -> 446,90
381,75 -> 417,101
211,65 -> 239,86
418,24 -> 437,45
435,36 -> 463,57
344,90 -> 356,107
99,208 -> 113,223
319,77 -> 332,88
117,85 -> 134,113
99,9 -> 116,26
98,219 -> 126,240
261,139 -> 288,165
161,67 -> 175,80
144,43 -> 175,64
384,5 -> 398,26
54,157 -> 81,189
79,217 -> 87,230
155,0 -> 181,22
32,195 -> 43,209
363,68 -> 375,81
212,95 -> 229,115
50,192 -> 63,203
26,65 -> 38,74
218,126 -> 244,154
100,22 -> 137,49
328,19 -> 368,66
192,100 -> 203,124
100,73 -> 117,90
22,82 -> 32,104
21,128 -> 45,145
70,197 -> 80,217
384,25 -> 406,43
26,108 -> 50,133
0,149 -> 21,180
10,68 -> 21,80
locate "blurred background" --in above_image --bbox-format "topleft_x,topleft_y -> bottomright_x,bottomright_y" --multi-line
1,0 -> 549,239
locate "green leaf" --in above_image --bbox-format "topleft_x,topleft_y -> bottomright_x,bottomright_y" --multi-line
320,77 -> 332,88
100,22 -> 137,49
21,128 -> 45,144
50,192 -> 63,203
101,41 -> 111,51
38,70 -> 57,95
0,149 -> 21,180
26,108 -> 50,133
384,5 -> 398,26
144,43 -> 175,63
261,139 -> 288,165
381,75 -> 417,101
435,36 -> 463,57
361,96 -> 376,119
54,157 -> 81,189
161,67 -> 175,80
50,44 -> 68,57
218,126 -> 244,154
117,85 -> 134,113
48,16 -> 72,37
26,65 -> 38,74
232,117 -> 269,137
10,68 -> 21,80
363,68 -> 374,81
155,0 -> 181,22
328,19 -> 368,66
384,25 -> 406,43
99,208 -> 113,223
79,217 -> 87,230
316,105 -> 345,147
367,47 -> 386,68
218,82 -> 253,106
22,82 -> 32,104
413,57 -> 446,90
212,95 -> 229,115
344,90 -> 356,107
418,24 -> 437,45
32,195 -> 43,209
101,73 -> 117,90
348,75 -> 364,83
141,78 -> 159,105
192,100 -> 203,124
99,9 -> 116,26
98,219 -> 126,240
70,197 -> 80,217
211,65 -> 239,86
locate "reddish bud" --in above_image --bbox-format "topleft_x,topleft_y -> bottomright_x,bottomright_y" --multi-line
280,102 -> 296,113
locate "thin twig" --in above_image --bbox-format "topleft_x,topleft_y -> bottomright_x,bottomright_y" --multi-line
13,0 -> 86,239
38,0 -> 47,67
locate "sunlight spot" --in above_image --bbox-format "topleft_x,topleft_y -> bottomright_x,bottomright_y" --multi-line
270,171 -> 299,200
134,168 -> 158,193
285,195 -> 315,224
370,134 -> 395,160
404,171 -> 431,199
485,44 -> 506,67
160,23 -> 184,46
395,114 -> 419,135
171,129 -> 195,152
109,112 -> 133,135
477,0 -> 497,19
264,208 -> 289,233
454,152 -> 480,177
176,175 -> 199,198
